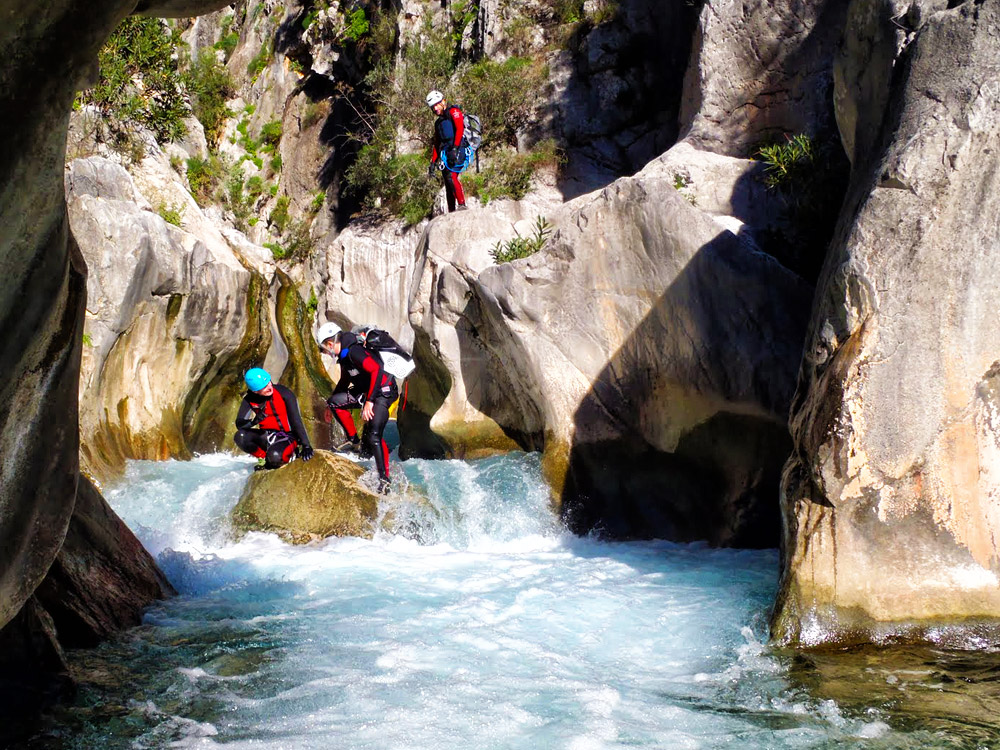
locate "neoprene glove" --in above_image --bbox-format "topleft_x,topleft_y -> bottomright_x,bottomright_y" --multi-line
299,445 -> 314,461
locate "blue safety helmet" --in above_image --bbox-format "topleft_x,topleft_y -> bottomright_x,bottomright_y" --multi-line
244,367 -> 271,392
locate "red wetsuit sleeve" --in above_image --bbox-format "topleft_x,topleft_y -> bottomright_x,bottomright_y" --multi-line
450,107 -> 464,147
360,353 -> 385,401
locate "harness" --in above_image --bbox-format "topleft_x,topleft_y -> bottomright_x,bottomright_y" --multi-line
255,388 -> 292,434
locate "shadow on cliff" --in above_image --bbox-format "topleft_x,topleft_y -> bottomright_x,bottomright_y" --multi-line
557,233 -> 805,548
546,0 -> 701,200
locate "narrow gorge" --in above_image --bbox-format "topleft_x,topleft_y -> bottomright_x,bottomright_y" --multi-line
4,0 -> 1000,745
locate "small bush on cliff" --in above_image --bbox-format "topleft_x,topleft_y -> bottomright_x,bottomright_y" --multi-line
77,17 -> 188,145
491,216 -> 552,264
753,132 -> 849,281
184,48 -> 235,148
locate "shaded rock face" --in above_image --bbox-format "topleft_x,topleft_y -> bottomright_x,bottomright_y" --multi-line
410,160 -> 813,545
773,2 -> 1000,645
680,0 -> 848,157
0,0 -> 243,651
232,451 -> 380,542
67,157 -> 271,479
0,477 -> 173,730
544,0 -> 701,194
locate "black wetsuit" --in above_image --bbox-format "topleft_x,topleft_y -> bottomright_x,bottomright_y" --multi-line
234,384 -> 311,468
430,105 -> 467,211
328,332 -> 398,482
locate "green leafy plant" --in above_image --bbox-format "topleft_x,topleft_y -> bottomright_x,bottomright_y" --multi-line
76,17 -> 188,145
157,202 -> 184,226
344,7 -> 369,41
465,140 -> 560,204
491,216 -> 552,263
269,195 -> 291,233
265,241 -> 288,259
186,154 -> 225,205
260,120 -> 283,148
306,287 -> 319,316
310,190 -> 326,213
248,42 -> 272,80
82,332 -> 94,347
756,133 -> 815,190
184,48 -> 235,147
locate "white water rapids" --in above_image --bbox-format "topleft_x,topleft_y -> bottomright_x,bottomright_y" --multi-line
36,450 -> 1000,748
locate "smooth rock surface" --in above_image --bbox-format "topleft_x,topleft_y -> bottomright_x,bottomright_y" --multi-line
232,451 -> 380,542
773,1 -> 1000,645
409,158 -> 813,545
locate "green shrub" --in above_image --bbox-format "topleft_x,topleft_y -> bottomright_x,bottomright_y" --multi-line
306,287 -> 319,316
215,15 -> 240,60
186,154 -> 225,204
248,43 -> 271,80
491,216 -> 552,263
465,140 -> 560,204
346,127 -> 438,225
270,154 -> 283,172
456,57 -> 542,147
82,332 -> 94,347
77,17 -> 188,144
184,48 -> 234,147
265,241 -> 288,259
269,195 -> 291,232
157,202 -> 184,226
261,120 -> 283,147
310,191 -> 326,213
756,133 -> 815,190
344,7 -> 369,41
246,175 -> 264,197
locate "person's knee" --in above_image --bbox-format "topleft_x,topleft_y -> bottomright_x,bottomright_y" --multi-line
234,430 -> 252,452
266,447 -> 287,467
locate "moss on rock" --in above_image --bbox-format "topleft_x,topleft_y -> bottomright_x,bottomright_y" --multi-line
232,451 -> 378,543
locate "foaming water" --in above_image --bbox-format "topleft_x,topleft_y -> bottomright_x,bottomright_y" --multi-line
29,453 -> 1000,748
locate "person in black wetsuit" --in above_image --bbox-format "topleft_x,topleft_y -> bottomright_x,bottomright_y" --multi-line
318,330 -> 398,494
426,89 -> 467,213
234,367 -> 314,470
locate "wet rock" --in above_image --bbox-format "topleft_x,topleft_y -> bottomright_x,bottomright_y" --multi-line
232,451 -> 382,542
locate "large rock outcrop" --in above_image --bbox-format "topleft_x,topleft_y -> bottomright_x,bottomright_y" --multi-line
409,158 -> 813,545
232,451 -> 382,542
680,0 -> 848,156
773,1 -> 1000,645
68,156 -> 271,478
0,0 -> 232,703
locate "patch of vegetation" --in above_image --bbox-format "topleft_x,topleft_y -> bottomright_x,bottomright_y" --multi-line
248,42 -> 272,80
215,14 -> 239,59
157,202 -> 184,226
310,191 -> 326,213
184,48 -> 235,147
344,7 -> 370,42
186,154 -> 226,205
491,216 -> 552,264
756,134 -> 815,190
306,287 -> 319,316
76,17 -> 188,145
465,140 -> 561,204
753,132 -> 849,281
260,120 -> 283,147
269,195 -> 292,233
82,332 -> 94,347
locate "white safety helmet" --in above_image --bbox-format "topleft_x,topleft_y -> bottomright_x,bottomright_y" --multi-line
426,90 -> 445,108
315,322 -> 341,348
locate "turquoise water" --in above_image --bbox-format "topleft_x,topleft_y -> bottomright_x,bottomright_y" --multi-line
26,452 -> 1000,748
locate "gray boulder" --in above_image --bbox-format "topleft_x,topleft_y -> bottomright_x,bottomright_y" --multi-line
680,0 -> 848,157
409,158 -> 813,545
773,1 -> 1000,645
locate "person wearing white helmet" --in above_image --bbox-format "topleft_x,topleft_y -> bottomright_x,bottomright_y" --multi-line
426,89 -> 468,212
316,323 -> 398,494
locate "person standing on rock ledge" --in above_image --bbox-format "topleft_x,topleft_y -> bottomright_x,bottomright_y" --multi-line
426,89 -> 468,212
316,323 -> 397,495
234,368 -> 314,471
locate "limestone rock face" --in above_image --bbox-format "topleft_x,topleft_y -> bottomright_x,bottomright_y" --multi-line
773,2 -> 1000,645
410,160 -> 812,545
0,0 -> 251,634
232,451 -> 380,542
67,156 -> 270,479
680,0 -> 848,156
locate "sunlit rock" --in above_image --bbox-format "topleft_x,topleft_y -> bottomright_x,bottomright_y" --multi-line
232,451 -> 382,542
773,1 -> 1000,645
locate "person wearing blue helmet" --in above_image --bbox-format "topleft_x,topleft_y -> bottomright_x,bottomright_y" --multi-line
234,367 -> 314,470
